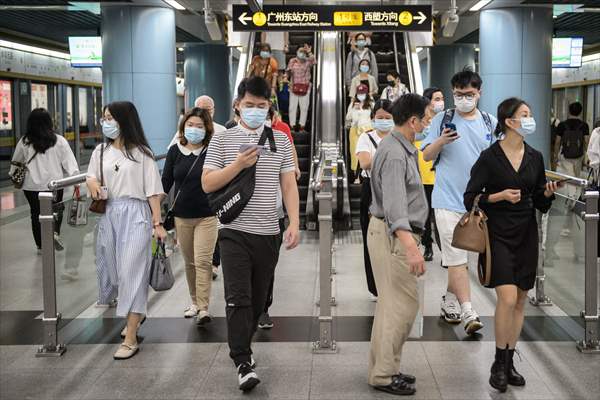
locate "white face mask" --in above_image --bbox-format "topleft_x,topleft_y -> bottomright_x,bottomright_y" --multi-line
432,101 -> 445,114
454,95 -> 477,113
357,94 -> 367,102
514,117 -> 536,136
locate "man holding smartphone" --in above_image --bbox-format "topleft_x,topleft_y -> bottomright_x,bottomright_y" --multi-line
202,76 -> 300,392
421,68 -> 497,336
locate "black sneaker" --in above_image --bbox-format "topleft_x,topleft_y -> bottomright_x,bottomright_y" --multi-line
258,312 -> 273,329
373,375 -> 416,396
237,362 -> 260,391
398,372 -> 416,384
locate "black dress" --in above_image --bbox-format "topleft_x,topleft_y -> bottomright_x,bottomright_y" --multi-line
464,141 -> 555,290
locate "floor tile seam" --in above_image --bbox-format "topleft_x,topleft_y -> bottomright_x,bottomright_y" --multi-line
193,342 -> 224,400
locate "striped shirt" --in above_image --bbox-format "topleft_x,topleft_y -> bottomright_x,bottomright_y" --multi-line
204,123 -> 295,235
287,56 -> 316,86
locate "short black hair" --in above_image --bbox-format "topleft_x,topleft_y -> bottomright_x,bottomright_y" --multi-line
423,87 -> 442,101
387,70 -> 400,79
451,67 -> 482,90
259,43 -> 272,52
371,99 -> 393,119
391,94 -> 429,126
569,101 -> 583,116
237,76 -> 271,101
359,59 -> 371,67
494,97 -> 530,137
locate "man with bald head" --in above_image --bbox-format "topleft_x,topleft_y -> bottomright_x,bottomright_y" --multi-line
168,95 -> 227,148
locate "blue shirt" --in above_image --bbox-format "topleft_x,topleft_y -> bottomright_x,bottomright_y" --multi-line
421,109 -> 497,213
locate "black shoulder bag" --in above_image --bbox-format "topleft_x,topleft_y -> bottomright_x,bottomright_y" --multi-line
163,148 -> 205,231
207,126 -> 277,224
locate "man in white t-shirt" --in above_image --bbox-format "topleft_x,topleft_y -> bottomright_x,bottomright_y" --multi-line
168,95 -> 226,148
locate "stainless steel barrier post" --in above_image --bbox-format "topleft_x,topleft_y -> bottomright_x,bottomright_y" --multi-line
36,192 -> 66,357
577,190 -> 600,353
313,161 -> 337,353
530,211 -> 552,306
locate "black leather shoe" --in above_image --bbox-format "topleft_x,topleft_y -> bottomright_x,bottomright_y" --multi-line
373,375 -> 416,396
423,246 -> 433,262
489,347 -> 509,393
397,373 -> 416,384
508,350 -> 526,386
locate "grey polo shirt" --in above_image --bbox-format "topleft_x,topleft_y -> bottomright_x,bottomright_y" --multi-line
369,130 -> 428,235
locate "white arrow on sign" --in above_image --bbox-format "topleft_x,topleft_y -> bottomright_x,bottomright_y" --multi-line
238,12 -> 252,26
415,11 -> 427,24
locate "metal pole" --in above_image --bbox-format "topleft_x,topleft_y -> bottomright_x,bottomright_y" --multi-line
36,192 -> 66,357
530,211 -> 553,306
577,190 -> 600,353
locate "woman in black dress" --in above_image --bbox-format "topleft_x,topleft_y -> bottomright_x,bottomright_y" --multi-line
464,98 -> 561,393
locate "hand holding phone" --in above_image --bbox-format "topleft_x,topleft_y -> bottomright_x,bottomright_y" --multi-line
239,143 -> 264,156
444,123 -> 458,137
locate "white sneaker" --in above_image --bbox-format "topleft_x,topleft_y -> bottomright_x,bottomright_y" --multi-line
560,229 -> 571,237
184,304 -> 199,318
95,299 -> 117,308
196,310 -> 212,326
53,233 -> 64,251
237,362 -> 260,391
369,294 -> 378,302
462,308 -> 484,335
60,271 -> 79,281
440,293 -> 461,324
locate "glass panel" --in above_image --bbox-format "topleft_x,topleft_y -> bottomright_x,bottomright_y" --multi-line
65,86 -> 75,153
0,80 -> 15,185
79,87 -> 102,166
585,86 -> 594,128
31,83 -> 48,110
542,194 -> 585,322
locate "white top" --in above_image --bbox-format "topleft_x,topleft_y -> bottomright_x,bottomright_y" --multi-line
167,122 -> 226,149
588,127 -> 600,169
355,130 -> 383,178
346,102 -> 373,129
264,32 -> 286,50
9,135 -> 79,191
86,144 -> 164,201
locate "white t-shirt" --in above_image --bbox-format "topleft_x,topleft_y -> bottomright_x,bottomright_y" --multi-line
167,122 -> 226,149
355,130 -> 383,178
9,135 -> 79,191
588,127 -> 600,169
264,32 -> 285,50
87,144 -> 164,201
346,102 -> 373,129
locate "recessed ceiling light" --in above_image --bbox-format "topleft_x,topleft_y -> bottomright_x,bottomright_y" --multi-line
470,0 -> 492,12
163,0 -> 185,11
178,47 -> 184,52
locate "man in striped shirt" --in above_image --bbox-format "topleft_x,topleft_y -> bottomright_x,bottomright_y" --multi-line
202,76 -> 300,392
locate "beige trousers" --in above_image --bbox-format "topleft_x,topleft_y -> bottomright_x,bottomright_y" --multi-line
366,217 -> 419,387
175,216 -> 218,311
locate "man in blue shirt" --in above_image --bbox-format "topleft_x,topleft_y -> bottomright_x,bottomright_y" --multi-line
422,68 -> 497,336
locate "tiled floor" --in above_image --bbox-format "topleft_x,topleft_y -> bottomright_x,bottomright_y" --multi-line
1,192 -> 599,399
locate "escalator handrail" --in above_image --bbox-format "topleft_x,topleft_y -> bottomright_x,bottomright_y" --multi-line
392,32 -> 401,75
403,32 -> 416,93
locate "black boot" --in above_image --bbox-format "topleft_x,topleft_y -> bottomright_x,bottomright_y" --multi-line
489,346 -> 509,392
423,245 -> 433,261
508,349 -> 526,386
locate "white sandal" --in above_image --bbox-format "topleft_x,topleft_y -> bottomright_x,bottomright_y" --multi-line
113,342 -> 139,360
120,315 -> 147,338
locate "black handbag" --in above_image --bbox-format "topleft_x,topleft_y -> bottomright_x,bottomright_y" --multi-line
10,143 -> 38,189
89,144 -> 107,214
163,148 -> 204,231
207,126 -> 276,224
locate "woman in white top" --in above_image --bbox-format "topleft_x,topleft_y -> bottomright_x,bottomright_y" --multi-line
349,59 -> 379,99
9,108 -> 79,253
588,120 -> 599,175
381,70 -> 409,103
355,100 -> 394,301
346,84 -> 374,181
86,101 -> 166,360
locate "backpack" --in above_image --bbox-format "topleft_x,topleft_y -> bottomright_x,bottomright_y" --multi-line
432,108 -> 494,168
561,120 -> 585,159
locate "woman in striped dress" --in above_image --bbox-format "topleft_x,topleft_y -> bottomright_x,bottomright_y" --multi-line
86,101 -> 166,360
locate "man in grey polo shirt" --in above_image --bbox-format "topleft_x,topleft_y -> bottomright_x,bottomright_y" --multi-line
367,93 -> 429,396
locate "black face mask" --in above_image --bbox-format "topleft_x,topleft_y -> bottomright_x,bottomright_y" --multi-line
388,80 -> 396,86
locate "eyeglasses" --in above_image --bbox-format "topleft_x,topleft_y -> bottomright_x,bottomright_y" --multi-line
453,94 -> 476,101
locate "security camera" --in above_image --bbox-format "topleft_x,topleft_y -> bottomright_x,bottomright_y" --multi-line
205,11 -> 222,41
441,10 -> 459,37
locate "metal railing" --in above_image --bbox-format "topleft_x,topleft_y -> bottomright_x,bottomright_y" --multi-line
36,152 -> 167,357
529,169 -> 599,353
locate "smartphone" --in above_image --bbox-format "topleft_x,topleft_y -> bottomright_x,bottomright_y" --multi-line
444,122 -> 458,137
239,143 -> 265,155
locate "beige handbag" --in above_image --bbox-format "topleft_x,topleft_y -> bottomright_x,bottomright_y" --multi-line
451,194 -> 492,286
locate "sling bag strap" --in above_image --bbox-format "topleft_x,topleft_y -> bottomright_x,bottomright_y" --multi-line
99,143 -> 105,186
168,147 -> 206,212
367,132 -> 379,149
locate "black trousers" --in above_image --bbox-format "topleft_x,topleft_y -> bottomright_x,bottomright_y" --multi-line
359,178 -> 377,297
219,228 -> 280,366
212,242 -> 220,267
422,184 -> 434,248
264,218 -> 285,313
23,190 -> 64,249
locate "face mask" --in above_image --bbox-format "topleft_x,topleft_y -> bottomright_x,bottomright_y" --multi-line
514,117 -> 536,136
184,127 -> 206,144
454,96 -> 477,113
240,107 -> 269,129
432,101 -> 445,114
102,120 -> 120,139
297,52 -> 306,60
359,65 -> 370,73
356,39 -> 367,48
415,124 -> 430,142
388,79 -> 396,86
357,94 -> 367,102
373,118 -> 394,133
260,51 -> 270,59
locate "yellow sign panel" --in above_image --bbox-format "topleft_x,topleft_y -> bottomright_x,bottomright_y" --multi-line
399,11 -> 413,26
333,11 -> 363,27
253,11 -> 267,27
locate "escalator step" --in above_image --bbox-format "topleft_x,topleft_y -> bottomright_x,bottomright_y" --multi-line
350,198 -> 361,211
349,183 -> 362,198
299,172 -> 310,186
295,144 -> 310,158
292,131 -> 310,144
298,157 -> 311,170
298,185 -> 308,199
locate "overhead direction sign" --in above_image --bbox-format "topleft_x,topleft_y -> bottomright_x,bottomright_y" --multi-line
232,5 -> 432,32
